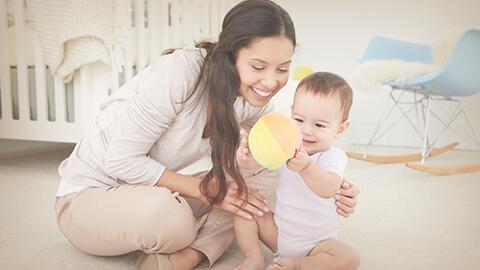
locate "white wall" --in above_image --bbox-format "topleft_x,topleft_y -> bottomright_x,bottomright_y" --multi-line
273,0 -> 480,149
2,0 -> 479,153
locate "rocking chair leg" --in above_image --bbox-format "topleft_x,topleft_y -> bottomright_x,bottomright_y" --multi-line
406,162 -> 480,175
420,96 -> 432,165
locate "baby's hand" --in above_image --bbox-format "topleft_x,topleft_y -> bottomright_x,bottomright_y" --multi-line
236,128 -> 260,170
287,147 -> 311,172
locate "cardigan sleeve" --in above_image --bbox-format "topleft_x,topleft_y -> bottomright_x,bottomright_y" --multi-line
103,50 -> 202,185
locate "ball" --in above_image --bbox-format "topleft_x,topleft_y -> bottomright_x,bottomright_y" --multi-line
293,64 -> 314,81
248,112 -> 302,170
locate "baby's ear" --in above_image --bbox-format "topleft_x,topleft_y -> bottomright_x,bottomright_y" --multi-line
336,120 -> 350,138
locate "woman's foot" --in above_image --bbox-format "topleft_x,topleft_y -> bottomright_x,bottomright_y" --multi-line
234,254 -> 265,270
136,253 -> 173,270
136,247 -> 205,270
266,257 -> 300,270
169,247 -> 205,270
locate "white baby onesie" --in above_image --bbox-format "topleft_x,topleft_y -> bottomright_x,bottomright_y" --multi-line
274,147 -> 347,257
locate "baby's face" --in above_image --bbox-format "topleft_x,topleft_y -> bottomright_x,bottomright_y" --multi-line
291,88 -> 348,155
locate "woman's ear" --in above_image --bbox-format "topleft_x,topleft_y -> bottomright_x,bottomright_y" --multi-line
335,120 -> 350,138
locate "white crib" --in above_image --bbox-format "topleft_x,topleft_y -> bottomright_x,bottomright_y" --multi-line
0,0 -> 242,143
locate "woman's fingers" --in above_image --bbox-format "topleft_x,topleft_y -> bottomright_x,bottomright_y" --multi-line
247,188 -> 269,211
228,191 -> 268,216
233,197 -> 268,217
340,181 -> 360,198
334,180 -> 358,217
223,182 -> 269,217
335,193 -> 357,208
336,207 -> 351,218
227,203 -> 253,220
336,198 -> 354,213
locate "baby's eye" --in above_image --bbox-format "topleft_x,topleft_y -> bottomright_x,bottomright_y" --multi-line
315,123 -> 326,128
293,118 -> 303,123
251,65 -> 264,71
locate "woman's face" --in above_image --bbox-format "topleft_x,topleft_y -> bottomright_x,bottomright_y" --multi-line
235,36 -> 294,107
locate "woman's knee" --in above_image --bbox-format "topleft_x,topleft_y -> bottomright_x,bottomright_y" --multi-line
136,190 -> 198,252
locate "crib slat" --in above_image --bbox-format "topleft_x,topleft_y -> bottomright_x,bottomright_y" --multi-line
198,0 -> 209,39
0,0 -> 12,120
54,78 -> 66,122
74,63 -> 110,128
135,0 -> 147,72
170,1 -> 181,48
191,0 -> 198,41
159,0 -> 170,52
182,1 -> 194,46
175,1 -> 184,46
14,0 -> 30,120
123,29 -> 133,82
148,0 -> 162,63
72,71 -> 81,124
210,0 -> 220,37
34,31 -> 47,122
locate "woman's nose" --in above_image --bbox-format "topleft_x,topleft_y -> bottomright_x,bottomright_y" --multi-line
261,71 -> 277,89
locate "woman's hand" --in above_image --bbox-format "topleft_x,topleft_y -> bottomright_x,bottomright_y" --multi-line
334,180 -> 359,217
236,128 -> 261,170
212,182 -> 270,220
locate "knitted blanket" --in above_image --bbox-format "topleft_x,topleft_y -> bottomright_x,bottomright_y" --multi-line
26,0 -> 131,82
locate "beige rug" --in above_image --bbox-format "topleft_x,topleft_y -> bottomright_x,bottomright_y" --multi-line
0,145 -> 479,269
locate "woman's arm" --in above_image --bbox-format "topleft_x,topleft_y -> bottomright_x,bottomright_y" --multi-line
156,169 -> 203,199
157,169 -> 269,219
103,54 -> 192,186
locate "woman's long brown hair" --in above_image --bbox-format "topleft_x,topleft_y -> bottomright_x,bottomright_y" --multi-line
165,0 -> 296,205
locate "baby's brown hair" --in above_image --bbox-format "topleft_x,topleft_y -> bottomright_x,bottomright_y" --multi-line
296,72 -> 353,122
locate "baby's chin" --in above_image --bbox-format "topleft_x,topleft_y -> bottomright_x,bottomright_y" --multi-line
303,144 -> 329,155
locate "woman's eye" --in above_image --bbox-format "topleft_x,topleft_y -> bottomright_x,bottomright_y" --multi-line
252,65 -> 264,71
277,68 -> 289,73
315,123 -> 325,128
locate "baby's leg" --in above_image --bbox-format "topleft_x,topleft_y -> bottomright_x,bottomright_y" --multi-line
234,211 -> 278,270
266,239 -> 360,270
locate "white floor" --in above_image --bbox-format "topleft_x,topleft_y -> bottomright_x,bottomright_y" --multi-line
1,145 -> 479,270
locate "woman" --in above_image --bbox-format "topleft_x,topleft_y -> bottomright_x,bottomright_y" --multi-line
54,1 -> 359,269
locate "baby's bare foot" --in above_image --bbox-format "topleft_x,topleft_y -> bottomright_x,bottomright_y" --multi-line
266,257 -> 301,270
234,254 -> 265,270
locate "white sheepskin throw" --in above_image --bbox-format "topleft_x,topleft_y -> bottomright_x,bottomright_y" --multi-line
351,27 -> 480,92
26,0 -> 131,82
351,60 -> 439,92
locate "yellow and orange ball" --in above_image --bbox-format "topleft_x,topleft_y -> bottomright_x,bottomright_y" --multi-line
248,112 -> 302,170
293,64 -> 314,81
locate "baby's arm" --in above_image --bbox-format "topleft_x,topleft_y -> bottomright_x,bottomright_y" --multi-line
287,149 -> 343,199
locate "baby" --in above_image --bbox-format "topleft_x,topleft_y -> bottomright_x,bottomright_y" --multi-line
234,72 -> 359,270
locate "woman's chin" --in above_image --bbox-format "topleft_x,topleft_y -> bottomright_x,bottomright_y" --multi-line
244,96 -> 270,107
245,91 -> 274,107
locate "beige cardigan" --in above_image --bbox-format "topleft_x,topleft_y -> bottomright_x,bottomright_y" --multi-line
57,48 -> 273,196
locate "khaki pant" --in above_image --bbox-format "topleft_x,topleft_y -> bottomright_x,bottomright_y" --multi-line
55,169 -> 277,265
